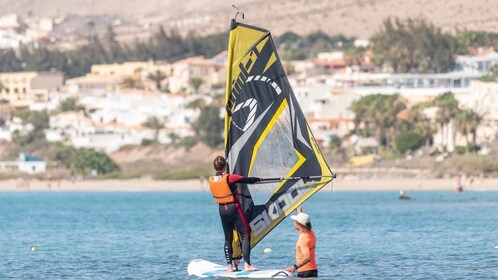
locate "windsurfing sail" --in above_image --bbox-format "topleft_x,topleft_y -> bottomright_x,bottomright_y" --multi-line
224,19 -> 334,258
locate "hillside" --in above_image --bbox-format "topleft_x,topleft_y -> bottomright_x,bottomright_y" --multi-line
109,143 -> 223,179
0,0 -> 497,38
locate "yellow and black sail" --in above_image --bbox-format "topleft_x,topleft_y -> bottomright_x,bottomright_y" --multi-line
224,20 -> 334,257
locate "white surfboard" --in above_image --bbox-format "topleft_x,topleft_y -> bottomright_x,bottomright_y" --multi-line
187,259 -> 291,278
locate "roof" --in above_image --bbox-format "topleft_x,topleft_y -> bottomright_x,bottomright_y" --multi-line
19,153 -> 43,162
66,74 -> 119,84
469,47 -> 497,57
309,58 -> 346,67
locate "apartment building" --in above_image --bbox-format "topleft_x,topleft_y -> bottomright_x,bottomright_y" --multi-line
0,71 -> 63,107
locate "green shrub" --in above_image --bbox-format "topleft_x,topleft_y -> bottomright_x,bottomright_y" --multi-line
455,144 -> 481,154
141,139 -> 154,146
468,144 -> 481,153
455,146 -> 466,155
54,147 -> 119,175
396,131 -> 424,154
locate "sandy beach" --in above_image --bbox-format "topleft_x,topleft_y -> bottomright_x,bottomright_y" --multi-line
1,176 -> 497,192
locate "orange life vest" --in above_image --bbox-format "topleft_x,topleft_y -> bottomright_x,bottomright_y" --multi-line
209,174 -> 235,204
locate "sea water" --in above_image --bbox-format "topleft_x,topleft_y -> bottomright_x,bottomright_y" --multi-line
0,191 -> 497,279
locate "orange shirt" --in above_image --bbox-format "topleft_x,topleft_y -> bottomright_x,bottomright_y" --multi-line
296,229 -> 317,272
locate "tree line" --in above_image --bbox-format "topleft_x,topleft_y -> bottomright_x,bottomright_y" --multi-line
350,92 -> 484,154
0,26 -> 358,78
1,19 -> 497,78
276,31 -> 355,60
0,26 -> 229,79
369,18 -> 498,73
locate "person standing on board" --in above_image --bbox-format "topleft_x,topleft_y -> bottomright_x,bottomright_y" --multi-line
209,156 -> 260,272
285,205 -> 318,278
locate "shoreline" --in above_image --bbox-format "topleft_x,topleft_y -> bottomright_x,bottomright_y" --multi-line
0,176 -> 497,192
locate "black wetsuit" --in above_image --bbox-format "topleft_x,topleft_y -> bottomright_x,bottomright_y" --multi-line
216,171 -> 260,265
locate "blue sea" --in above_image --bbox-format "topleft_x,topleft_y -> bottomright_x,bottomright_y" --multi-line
0,191 -> 497,279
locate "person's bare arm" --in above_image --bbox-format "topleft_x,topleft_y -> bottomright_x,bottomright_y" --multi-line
285,244 -> 310,273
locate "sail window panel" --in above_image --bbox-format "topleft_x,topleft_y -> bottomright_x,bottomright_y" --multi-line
249,106 -> 297,205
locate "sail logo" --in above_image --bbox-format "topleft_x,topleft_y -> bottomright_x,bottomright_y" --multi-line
249,179 -> 314,237
231,98 -> 258,131
231,75 -> 282,131
246,75 -> 282,95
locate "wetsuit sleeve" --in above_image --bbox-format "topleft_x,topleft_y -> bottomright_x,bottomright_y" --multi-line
228,174 -> 261,184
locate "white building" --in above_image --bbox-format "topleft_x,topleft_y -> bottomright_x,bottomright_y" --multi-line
45,111 -> 155,153
18,153 -> 46,174
0,127 -> 12,142
455,81 -> 498,145
0,29 -> 25,49
168,56 -> 224,93
0,14 -> 19,29
294,84 -> 357,141
79,92 -> 200,131
2,117 -> 35,142
45,111 -> 95,142
45,92 -> 201,152
456,48 -> 498,75
328,71 -> 481,90
70,126 -> 154,153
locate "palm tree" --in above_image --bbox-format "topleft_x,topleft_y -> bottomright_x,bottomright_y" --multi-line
147,70 -> 167,90
350,96 -> 373,137
143,116 -> 166,143
456,110 -> 471,152
468,111 -> 483,147
433,92 -> 460,151
456,108 -> 484,153
344,47 -> 364,67
407,104 -> 436,147
350,94 -> 406,148
383,94 -> 406,147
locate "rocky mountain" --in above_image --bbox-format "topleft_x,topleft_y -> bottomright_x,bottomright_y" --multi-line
0,0 -> 497,38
